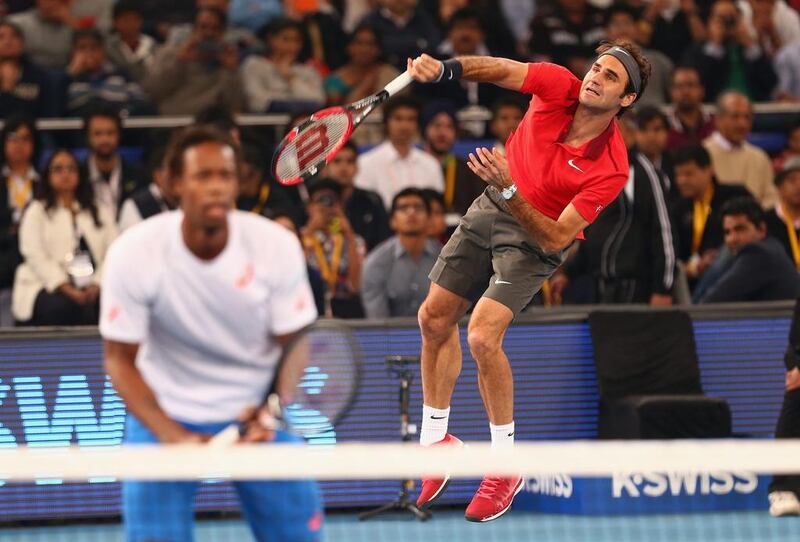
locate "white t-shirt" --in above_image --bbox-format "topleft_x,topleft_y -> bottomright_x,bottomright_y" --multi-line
99,210 -> 317,423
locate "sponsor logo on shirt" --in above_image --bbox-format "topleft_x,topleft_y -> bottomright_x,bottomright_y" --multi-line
235,263 -> 255,289
107,304 -> 121,324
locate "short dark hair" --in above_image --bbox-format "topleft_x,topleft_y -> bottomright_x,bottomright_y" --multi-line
39,149 -> 101,227
635,106 -> 668,131
1,113 -> 39,167
419,188 -> 444,209
307,177 -> 343,199
671,64 -> 702,85
165,125 -> 239,182
196,6 -> 227,28
594,39 -> 652,115
447,7 -> 483,33
671,143 -> 712,168
83,104 -> 123,136
261,16 -> 303,41
72,28 -> 104,48
391,187 -> 430,215
383,96 -> 421,127
339,140 -> 358,156
720,196 -> 765,227
113,0 -> 142,19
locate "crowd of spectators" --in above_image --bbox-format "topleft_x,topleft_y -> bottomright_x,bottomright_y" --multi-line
2,0 -> 800,327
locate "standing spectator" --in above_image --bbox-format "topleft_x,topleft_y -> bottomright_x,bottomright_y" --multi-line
324,24 -> 400,106
81,106 -> 147,219
12,149 -> 116,325
8,0 -> 79,69
361,187 -> 441,318
301,178 -> 365,318
358,0 -> 441,71
604,4 -> 673,107
323,141 -> 391,251
65,29 -> 151,117
738,0 -> 800,57
765,156 -> 800,267
670,143 -> 751,285
528,0 -> 607,77
421,100 -> 485,216
698,196 -> 799,302
635,106 -> 674,190
0,20 -> 54,118
0,115 -> 39,293
488,96 -> 526,155
768,296 -> 800,517
703,91 -> 777,209
241,17 -> 324,113
105,1 -> 159,83
237,144 -> 302,224
666,65 -> 715,150
144,6 -> 243,116
638,0 -> 707,65
118,147 -> 179,232
354,96 -> 444,209
682,0 -> 777,102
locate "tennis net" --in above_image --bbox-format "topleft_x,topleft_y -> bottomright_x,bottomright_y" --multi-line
0,440 -> 798,541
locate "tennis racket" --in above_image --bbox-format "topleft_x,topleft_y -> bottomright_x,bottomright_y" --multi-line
211,320 -> 362,445
272,71 -> 414,186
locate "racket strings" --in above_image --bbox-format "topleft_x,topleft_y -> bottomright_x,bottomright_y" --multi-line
275,113 -> 351,182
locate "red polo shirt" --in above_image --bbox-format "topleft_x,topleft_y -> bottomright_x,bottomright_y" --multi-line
505,62 -> 629,239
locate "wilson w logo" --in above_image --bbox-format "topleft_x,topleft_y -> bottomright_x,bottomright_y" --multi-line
295,125 -> 330,171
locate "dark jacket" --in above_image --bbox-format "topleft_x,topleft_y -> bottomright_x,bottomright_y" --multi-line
564,151 -> 676,303
80,158 -> 148,218
0,59 -> 56,118
699,236 -> 800,303
0,179 -> 21,289
672,181 -> 752,261
765,207 -> 799,264
682,41 -> 777,102
345,187 -> 390,252
359,8 -> 441,70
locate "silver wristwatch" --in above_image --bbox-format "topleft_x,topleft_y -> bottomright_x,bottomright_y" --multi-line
501,184 -> 517,201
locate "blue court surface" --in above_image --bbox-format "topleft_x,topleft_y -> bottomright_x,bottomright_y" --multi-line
0,510 -> 798,542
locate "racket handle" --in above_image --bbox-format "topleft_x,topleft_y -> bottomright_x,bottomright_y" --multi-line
384,71 -> 413,97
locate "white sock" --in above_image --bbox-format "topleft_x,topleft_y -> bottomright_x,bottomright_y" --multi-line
420,405 -> 450,446
489,421 -> 515,450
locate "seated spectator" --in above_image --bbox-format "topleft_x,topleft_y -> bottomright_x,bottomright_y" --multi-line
638,0 -> 706,65
604,4 -> 673,107
324,24 -> 400,107
359,0 -> 441,70
0,114 -> 39,292
421,100 -> 485,217
421,187 -> 447,243
666,65 -> 715,150
301,178 -> 366,318
105,1 -> 158,83
415,7 -> 507,109
323,141 -> 390,251
773,123 -> 800,172
144,6 -> 243,116
682,0 -> 777,102
671,143 -> 751,285
241,17 -> 324,113
550,118 -> 675,306
698,196 -> 799,302
635,106 -> 674,191
8,0 -> 79,69
0,19 -> 54,118
528,0 -> 607,77
738,0 -> 800,57
12,149 -> 116,325
118,147 -> 178,232
488,96 -> 526,155
766,156 -> 800,267
361,187 -> 441,318
703,91 -> 777,208
80,106 -> 147,219
237,143 -> 302,224
355,96 -> 444,209
65,29 -> 151,117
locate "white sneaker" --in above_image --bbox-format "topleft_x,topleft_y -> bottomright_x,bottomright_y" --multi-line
769,491 -> 800,517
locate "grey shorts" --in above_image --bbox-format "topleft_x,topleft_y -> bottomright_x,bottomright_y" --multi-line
429,188 -> 570,315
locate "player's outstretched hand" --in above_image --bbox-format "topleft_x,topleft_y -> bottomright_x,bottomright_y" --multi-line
407,54 -> 443,83
467,147 -> 515,190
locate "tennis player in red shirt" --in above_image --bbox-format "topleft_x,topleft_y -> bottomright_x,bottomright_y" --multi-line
406,40 -> 651,522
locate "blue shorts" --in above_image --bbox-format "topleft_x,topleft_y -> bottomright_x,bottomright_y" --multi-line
123,416 -> 324,542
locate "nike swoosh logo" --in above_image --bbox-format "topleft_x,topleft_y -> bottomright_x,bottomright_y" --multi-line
568,159 -> 584,173
430,415 -> 447,420
494,279 -> 512,285
507,432 -> 515,437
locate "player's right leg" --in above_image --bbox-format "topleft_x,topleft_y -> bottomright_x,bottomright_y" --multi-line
122,416 -> 198,542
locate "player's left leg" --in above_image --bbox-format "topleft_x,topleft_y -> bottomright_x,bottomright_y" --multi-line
235,431 -> 324,542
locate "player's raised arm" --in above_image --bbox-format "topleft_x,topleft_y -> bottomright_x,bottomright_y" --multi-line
407,54 -> 529,92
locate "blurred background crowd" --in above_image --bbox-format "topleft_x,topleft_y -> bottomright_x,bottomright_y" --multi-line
2,0 -> 800,327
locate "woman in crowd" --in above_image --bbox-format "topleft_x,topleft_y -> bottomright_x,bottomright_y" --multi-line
241,17 -> 325,114
12,150 -> 117,326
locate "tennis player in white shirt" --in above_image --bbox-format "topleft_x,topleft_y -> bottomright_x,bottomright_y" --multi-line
100,125 -> 323,542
